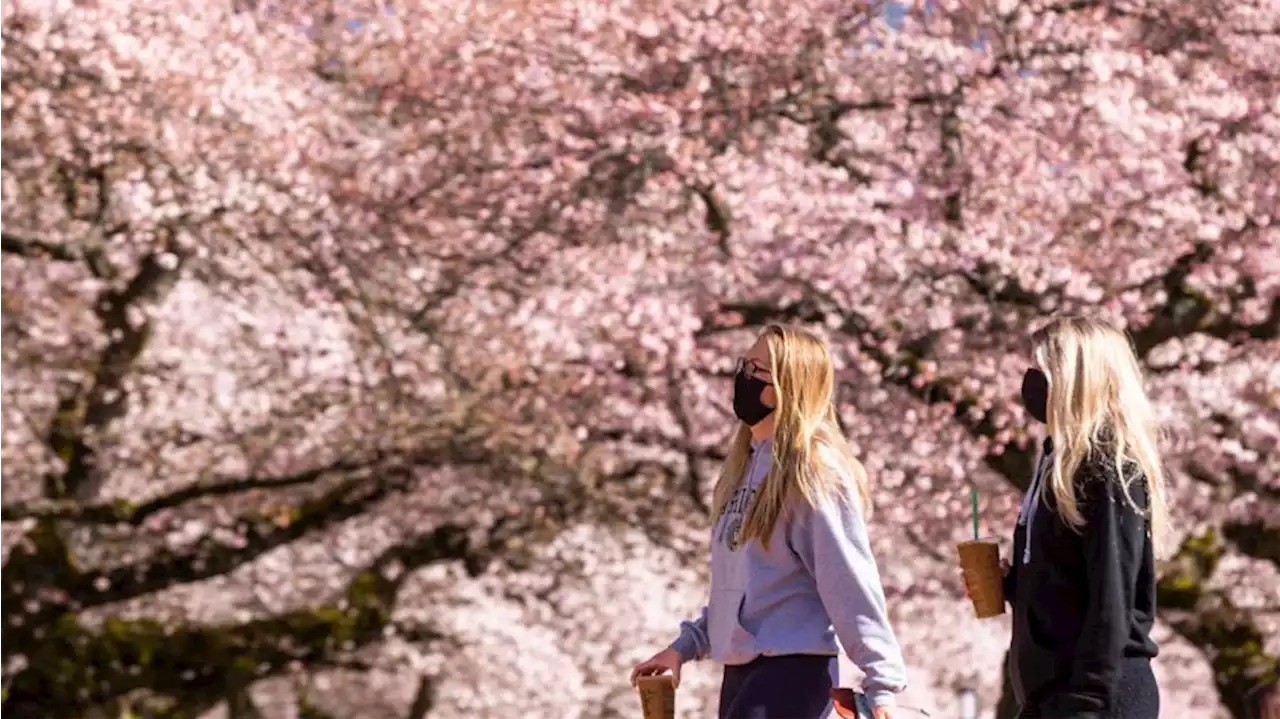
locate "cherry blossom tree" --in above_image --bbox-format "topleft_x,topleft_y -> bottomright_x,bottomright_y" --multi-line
2,0 -> 1276,717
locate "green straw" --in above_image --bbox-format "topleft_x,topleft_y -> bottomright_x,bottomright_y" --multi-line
970,486 -> 980,540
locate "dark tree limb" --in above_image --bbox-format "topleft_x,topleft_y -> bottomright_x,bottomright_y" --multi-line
691,182 -> 733,258
44,224 -> 200,501
0,473 -> 407,663
405,675 -> 436,719
937,230 -> 1278,360
1184,414 -> 1280,571
664,363 -> 719,514
1,230 -> 111,278
1158,531 -> 1280,719
938,89 -> 966,227
0,516 -> 512,718
0,432 -> 502,642
2,454 -> 392,525
0,436 -> 507,663
69,474 -> 412,609
928,262 -> 1070,312
1129,241 -> 1236,357
226,685 -> 268,719
53,482 -> 589,716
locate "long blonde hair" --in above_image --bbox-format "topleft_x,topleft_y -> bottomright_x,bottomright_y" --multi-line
1032,316 -> 1171,550
710,324 -> 872,548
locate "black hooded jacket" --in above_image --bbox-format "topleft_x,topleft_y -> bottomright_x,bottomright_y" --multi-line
1004,440 -> 1159,718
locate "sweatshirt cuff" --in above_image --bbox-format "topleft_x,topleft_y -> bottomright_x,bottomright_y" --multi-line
668,634 -> 698,664
864,689 -> 899,708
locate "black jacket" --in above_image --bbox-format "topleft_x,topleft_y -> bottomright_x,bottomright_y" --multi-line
1005,442 -> 1159,718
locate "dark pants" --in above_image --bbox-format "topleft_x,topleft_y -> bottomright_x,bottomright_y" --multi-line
1018,657 -> 1160,719
718,654 -> 838,719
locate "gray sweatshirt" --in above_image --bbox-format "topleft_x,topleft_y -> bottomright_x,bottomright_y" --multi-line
669,438 -> 908,707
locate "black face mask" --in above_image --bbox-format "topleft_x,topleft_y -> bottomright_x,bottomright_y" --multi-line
1021,368 -> 1049,424
733,370 -> 774,426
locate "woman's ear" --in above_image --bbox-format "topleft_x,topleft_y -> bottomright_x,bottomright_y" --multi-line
762,384 -> 777,408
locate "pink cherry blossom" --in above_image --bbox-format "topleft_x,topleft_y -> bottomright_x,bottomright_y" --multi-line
2,0 -> 1277,717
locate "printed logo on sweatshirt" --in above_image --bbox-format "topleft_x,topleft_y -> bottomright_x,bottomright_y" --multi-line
715,482 -> 757,551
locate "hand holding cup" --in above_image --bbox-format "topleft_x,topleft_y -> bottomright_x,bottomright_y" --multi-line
630,648 -> 680,719
957,538 -> 1006,618
634,674 -> 676,719
961,557 -> 1010,599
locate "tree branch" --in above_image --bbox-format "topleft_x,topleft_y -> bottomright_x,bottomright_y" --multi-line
1,454 -> 388,524
1,468 -> 412,659
0,519 -> 487,717
936,237 -> 1277,358
929,261 -> 1070,312
1,230 -> 107,275
691,182 -> 732,257
1129,241 -> 1224,356
44,225 -> 198,501
405,676 -> 436,719
1158,530 -> 1279,719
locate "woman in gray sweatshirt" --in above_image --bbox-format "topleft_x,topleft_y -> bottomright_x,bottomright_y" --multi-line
630,324 -> 908,719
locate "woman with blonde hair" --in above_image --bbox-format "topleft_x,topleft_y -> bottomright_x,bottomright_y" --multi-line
630,324 -> 907,719
980,316 -> 1170,719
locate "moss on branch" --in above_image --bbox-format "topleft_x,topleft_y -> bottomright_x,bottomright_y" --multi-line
1157,530 -> 1278,719
3,600 -> 427,716
0,472 -> 412,653
1222,519 -> 1280,568
0,524 -> 472,718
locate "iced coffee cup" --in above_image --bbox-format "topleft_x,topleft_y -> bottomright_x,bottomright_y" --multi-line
636,674 -> 676,719
957,538 -> 1005,618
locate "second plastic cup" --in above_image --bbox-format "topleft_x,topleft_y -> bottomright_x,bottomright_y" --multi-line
957,538 -> 1005,618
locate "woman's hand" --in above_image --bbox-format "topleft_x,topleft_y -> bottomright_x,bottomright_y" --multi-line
832,689 -> 898,719
629,647 -> 683,688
